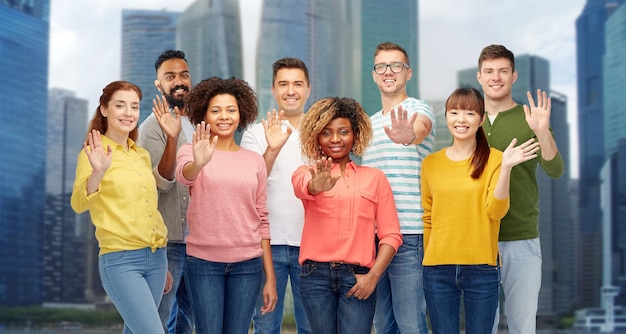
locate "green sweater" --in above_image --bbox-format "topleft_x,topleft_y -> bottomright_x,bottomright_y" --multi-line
483,104 -> 565,241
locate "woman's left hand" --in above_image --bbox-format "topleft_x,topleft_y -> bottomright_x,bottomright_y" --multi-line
259,280 -> 278,314
163,270 -> 173,295
347,273 -> 377,300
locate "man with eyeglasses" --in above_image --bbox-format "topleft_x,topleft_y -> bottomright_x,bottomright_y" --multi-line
361,41 -> 435,334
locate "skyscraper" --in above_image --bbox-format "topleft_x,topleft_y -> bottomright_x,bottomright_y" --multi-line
121,9 -> 180,122
359,0 -> 419,115
178,0 -> 243,83
458,55 -> 575,321
43,89 -> 92,304
602,2 -> 626,307
0,0 -> 49,306
575,0 -> 625,308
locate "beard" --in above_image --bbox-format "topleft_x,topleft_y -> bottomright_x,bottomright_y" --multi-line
164,84 -> 189,109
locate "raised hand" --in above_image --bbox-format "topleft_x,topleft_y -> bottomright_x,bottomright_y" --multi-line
383,105 -> 418,145
523,89 -> 552,136
308,157 -> 340,194
84,129 -> 112,174
501,138 -> 540,169
153,95 -> 182,139
191,121 -> 218,168
262,109 -> 292,151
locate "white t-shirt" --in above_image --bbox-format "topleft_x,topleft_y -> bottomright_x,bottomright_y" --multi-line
240,121 -> 306,246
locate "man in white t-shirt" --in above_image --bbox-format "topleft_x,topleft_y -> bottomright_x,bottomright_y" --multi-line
241,57 -> 312,334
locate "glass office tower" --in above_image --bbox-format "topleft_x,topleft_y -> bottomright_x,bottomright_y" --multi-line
0,0 -> 50,306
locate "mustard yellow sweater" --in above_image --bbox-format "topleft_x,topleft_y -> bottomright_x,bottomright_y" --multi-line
421,147 -> 509,266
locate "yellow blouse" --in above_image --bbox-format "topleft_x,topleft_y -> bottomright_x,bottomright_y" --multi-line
71,135 -> 167,255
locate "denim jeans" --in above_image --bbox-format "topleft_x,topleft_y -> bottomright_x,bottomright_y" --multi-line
185,255 -> 263,334
252,245 -> 311,334
374,234 -> 429,334
424,264 -> 499,334
492,238 -> 542,334
299,260 -> 376,334
158,242 -> 193,334
99,247 -> 167,334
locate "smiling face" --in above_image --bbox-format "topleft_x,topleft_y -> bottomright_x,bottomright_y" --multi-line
477,57 -> 518,102
372,49 -> 412,97
100,89 -> 140,143
203,94 -> 240,139
446,108 -> 483,142
318,117 -> 354,166
155,58 -> 191,111
272,68 -> 311,117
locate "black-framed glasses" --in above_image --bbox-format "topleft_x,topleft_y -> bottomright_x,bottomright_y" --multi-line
373,62 -> 409,74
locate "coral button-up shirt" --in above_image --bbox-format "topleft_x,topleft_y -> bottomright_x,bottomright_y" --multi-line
292,161 -> 402,268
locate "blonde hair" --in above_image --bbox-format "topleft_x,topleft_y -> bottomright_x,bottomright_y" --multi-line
299,97 -> 372,162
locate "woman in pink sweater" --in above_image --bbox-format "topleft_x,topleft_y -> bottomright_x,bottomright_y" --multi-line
420,88 -> 539,333
175,77 -> 277,333
292,97 -> 402,334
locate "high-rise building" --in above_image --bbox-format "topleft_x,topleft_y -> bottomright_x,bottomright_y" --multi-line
458,55 -> 575,321
121,9 -> 180,123
178,0 -> 243,83
603,2 -> 626,157
602,2 -> 626,307
358,0 -> 419,115
575,0 -> 625,308
0,0 -> 49,306
43,89 -> 93,304
254,0 -> 354,117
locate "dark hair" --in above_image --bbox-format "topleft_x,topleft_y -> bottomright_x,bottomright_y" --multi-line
445,87 -> 490,179
87,81 -> 142,143
478,44 -> 515,72
186,77 -> 258,131
299,97 -> 372,161
155,49 -> 187,72
374,41 -> 410,65
272,57 -> 310,86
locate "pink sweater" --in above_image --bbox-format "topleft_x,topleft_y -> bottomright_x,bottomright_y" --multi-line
176,144 -> 270,263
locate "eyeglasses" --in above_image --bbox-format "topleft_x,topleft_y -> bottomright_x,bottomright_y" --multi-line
373,62 -> 409,74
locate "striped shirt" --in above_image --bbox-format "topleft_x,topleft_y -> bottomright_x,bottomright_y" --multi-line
361,97 -> 435,234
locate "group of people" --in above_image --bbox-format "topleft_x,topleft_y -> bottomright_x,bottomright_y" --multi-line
71,42 -> 564,334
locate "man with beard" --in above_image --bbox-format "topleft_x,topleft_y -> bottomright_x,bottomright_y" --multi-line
137,49 -> 194,334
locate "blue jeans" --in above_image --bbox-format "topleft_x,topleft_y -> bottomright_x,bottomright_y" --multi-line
99,247 -> 167,334
159,242 -> 193,334
185,255 -> 263,334
424,264 -> 499,334
253,245 -> 311,334
299,260 -> 376,334
374,234 -> 428,334
492,238 -> 542,334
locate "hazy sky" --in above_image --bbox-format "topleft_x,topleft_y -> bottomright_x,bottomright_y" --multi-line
49,0 -> 585,176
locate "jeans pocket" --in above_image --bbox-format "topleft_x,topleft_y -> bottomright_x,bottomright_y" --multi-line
473,264 -> 498,271
101,250 -> 127,264
300,262 -> 317,277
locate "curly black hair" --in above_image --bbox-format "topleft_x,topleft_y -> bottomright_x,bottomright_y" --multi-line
186,77 -> 258,131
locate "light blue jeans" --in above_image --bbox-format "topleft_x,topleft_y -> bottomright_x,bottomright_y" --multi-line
424,264 -> 500,334
299,260 -> 376,334
158,242 -> 193,334
492,238 -> 542,334
99,247 -> 167,334
185,255 -> 263,334
374,234 -> 429,334
252,245 -> 311,334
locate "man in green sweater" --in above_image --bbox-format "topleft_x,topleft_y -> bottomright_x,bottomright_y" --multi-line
477,44 -> 565,334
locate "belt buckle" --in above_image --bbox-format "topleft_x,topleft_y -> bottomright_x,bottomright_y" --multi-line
330,261 -> 344,268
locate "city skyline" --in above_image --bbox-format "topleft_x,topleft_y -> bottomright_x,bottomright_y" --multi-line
49,0 -> 584,177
